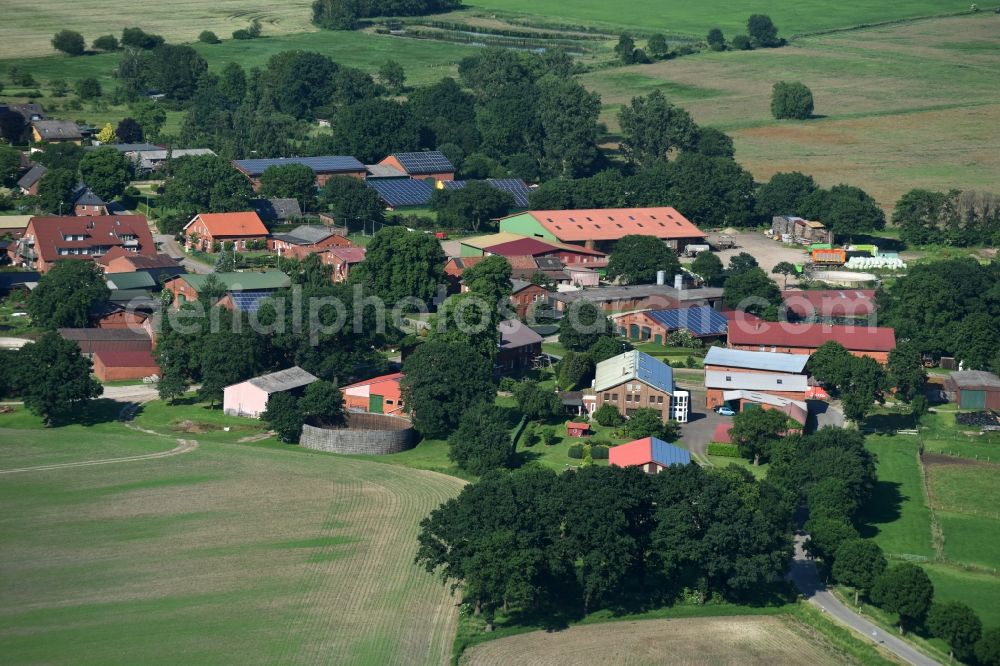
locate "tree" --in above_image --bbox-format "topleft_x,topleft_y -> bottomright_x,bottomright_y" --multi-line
696,127 -> 735,158
116,117 -> 144,143
647,34 -> 669,58
513,380 -> 562,420
771,261 -> 796,289
148,44 -> 208,100
160,154 -> 253,218
0,145 -> 21,186
808,476 -> 859,520
318,175 -> 384,231
871,563 -> 934,634
731,34 -> 752,50
51,30 -> 86,56
808,341 -> 855,389
955,312 -> 1000,370
76,77 -> 102,100
556,351 -> 595,391
198,30 -> 221,44
832,539 -> 888,606
349,227 -> 445,304
262,392 -> 305,443
401,341 -> 496,439
299,380 -> 345,427
130,100 -> 167,139
258,163 -> 317,211
614,33 -> 636,64
448,403 -> 515,474
654,153 -> 757,228
379,59 -> 406,92
329,98 -> 418,163
730,407 -> 787,465
95,123 -> 117,144
19,332 -> 102,425
92,34 -> 119,51
755,171 -> 819,220
771,81 -> 813,120
121,27 -> 164,49
747,14 -> 781,47
429,182 -> 514,232
841,356 -> 889,424
977,628 -> 1000,666
593,403 -> 624,427
28,262 -> 110,329
803,515 -> 857,562
0,108 -> 27,143
462,255 -> 512,308
690,251 -> 724,286
928,601 -> 982,661
706,28 -> 726,51
35,168 -> 76,214
536,76 -> 601,177
618,90 -> 699,165
801,184 -> 886,238
587,335 -> 630,364
79,147 -> 130,200
559,301 -> 611,352
727,252 -> 758,276
157,364 -> 189,405
623,407 -> 677,441
606,235 -> 681,285
431,292 -> 498,360
892,188 -> 949,246
723,267 -> 781,318
888,342 -> 927,402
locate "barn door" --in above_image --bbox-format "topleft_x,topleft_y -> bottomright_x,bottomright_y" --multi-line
369,394 -> 384,414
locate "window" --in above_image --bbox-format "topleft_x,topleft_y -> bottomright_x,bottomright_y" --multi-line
657,396 -> 663,404
603,392 -> 610,400
385,400 -> 394,405
725,375 -> 731,381
649,396 -> 655,404
777,379 -> 783,385
612,393 -> 618,401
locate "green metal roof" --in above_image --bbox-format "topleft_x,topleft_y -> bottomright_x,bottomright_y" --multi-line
106,272 -> 156,290
181,271 -> 291,291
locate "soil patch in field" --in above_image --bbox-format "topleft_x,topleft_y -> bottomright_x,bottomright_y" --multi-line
921,453 -> 978,467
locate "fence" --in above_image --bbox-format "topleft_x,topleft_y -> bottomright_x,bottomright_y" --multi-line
300,412 -> 416,455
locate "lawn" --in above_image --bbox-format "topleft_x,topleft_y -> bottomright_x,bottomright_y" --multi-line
919,409 -> 1000,462
0,398 -> 464,664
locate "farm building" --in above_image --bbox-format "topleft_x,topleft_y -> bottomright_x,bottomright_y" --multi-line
106,271 -> 156,291
269,224 -> 352,256
91,303 -> 150,330
163,271 -> 291,307
31,120 -> 83,144
1,102 -> 44,122
15,215 -> 156,272
250,198 -> 303,223
182,212 -> 268,252
509,279 -> 550,319
377,151 -> 454,181
613,306 -> 729,344
727,321 -> 896,363
550,284 -> 724,313
323,247 -> 366,283
944,371 -> 1000,410
223,366 -> 318,418
458,232 -> 607,268
92,350 -> 160,382
594,350 -> 689,423
703,347 -> 809,376
499,207 -> 706,252
609,437 -> 691,474
497,319 -> 543,373
70,185 -> 108,217
771,216 -> 832,244
233,156 -> 367,189
341,372 -> 406,416
438,178 -> 532,208
705,368 -> 810,410
0,216 -> 32,243
782,289 -> 876,320
364,178 -> 436,209
130,148 -> 215,173
17,163 -> 46,195
58,328 -> 152,356
566,422 -> 591,437
100,252 -> 185,283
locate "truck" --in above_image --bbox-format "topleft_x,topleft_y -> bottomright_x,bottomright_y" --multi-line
682,243 -> 710,257
811,248 -> 847,265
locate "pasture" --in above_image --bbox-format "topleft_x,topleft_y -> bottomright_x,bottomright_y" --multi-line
0,403 -> 464,665
582,14 -> 1000,209
460,615 -> 862,665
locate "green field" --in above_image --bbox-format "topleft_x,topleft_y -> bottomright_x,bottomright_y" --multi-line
0,402 -> 464,664
919,409 -> 1000,462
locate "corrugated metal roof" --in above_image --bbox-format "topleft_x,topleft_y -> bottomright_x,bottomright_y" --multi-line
948,371 -> 1000,390
502,207 -> 705,242
727,322 -> 896,352
595,350 -> 673,394
645,306 -> 728,336
106,272 -> 156,290
706,371 -> 808,393
704,347 -> 808,374
94,350 -> 158,367
177,271 -> 291,292
244,366 -> 318,393
233,156 -> 365,176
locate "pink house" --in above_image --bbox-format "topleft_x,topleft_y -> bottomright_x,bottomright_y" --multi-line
223,366 -> 317,418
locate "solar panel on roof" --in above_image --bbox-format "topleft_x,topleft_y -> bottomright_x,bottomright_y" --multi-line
234,156 -> 364,176
229,290 -> 275,313
365,178 -> 435,207
393,151 -> 454,174
646,306 -> 729,337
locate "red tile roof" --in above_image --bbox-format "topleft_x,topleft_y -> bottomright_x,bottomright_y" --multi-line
510,207 -> 705,242
727,321 -> 896,352
341,372 -> 404,390
781,290 -> 876,318
94,350 -> 158,368
95,246 -> 131,266
28,215 -> 155,266
325,247 -> 366,264
185,212 -> 268,237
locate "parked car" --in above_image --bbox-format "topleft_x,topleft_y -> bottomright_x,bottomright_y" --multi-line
716,406 -> 736,416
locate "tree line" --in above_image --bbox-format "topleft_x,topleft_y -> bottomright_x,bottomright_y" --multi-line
312,0 -> 462,30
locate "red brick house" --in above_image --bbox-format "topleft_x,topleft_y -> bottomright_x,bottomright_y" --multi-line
323,246 -> 366,283
510,279 -> 550,319
497,319 -> 542,373
15,215 -> 156,272
377,151 -> 454,182
183,212 -> 269,252
92,350 -> 160,382
71,185 -> 109,217
269,225 -> 353,256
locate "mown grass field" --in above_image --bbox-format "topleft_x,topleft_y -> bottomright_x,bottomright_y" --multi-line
581,13 -> 1000,209
0,402 -> 464,665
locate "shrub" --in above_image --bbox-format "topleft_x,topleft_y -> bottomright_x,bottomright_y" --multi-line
92,34 -> 119,51
52,30 -> 86,56
568,443 -> 584,459
232,29 -> 253,40
539,426 -> 558,446
594,403 -> 624,427
75,77 -> 102,100
198,30 -> 221,44
591,444 -> 609,460
49,79 -> 69,97
731,35 -> 752,50
120,27 -> 164,50
708,443 -> 740,457
771,81 -> 814,120
522,422 -> 537,447
499,376 -> 517,392
685,355 -> 697,368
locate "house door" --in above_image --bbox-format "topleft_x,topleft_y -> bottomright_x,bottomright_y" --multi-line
369,394 -> 384,414
653,334 -> 663,345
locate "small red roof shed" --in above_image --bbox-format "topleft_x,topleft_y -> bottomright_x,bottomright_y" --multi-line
566,422 -> 591,437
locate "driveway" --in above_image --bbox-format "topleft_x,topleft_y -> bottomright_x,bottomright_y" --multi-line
678,387 -> 727,464
789,535 -> 941,666
710,231 -> 810,286
809,399 -> 845,431
155,234 -> 212,274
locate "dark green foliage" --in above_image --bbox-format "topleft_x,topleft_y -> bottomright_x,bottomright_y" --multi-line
618,90 -> 699,166
92,34 -> 119,51
430,182 -> 514,232
956,312 -> 1000,370
623,407 -> 678,441
731,34 -> 752,50
329,99 -> 419,162
755,171 -> 819,220
197,331 -> 264,406
892,189 -> 1000,247
593,403 -> 623,427
150,44 -> 208,100
130,100 -> 166,140
19,332 -> 102,426
0,145 -> 21,186
349,227 -> 444,303
729,406 -> 787,465
568,443 -> 584,458
803,516 -> 858,562
888,342 -> 927,402
378,59 -> 406,92
706,28 -> 726,51
0,108 -> 27,143
28,262 -> 109,329
606,235 -> 681,285
556,351 -> 594,391
408,77 -> 479,154
893,188 -> 949,246
79,147 -> 130,201
807,341 -> 855,389
747,14 -> 781,48
723,267 -> 781,318
448,403 -> 515,474
928,601 -> 982,660
401,341 -> 495,439
262,392 -> 305,443
198,31 -> 221,44
696,127 -> 735,158
840,356 -> 888,424
160,154 -> 253,218
318,175 -> 384,231
800,184 -> 885,237
587,335 -> 630,364
75,77 -> 102,100
653,153 -> 756,227
51,30 -> 86,56
258,163 -> 317,211
647,34 -> 669,58
691,250 -> 725,286
977,628 -> 1000,666
871,563 -> 934,633
312,0 -> 462,30
299,380 -> 345,427
232,29 -> 252,40
121,27 -> 164,49
536,76 -> 601,177
832,539 -> 887,605
431,292 -> 498,360
462,255 -> 512,307
36,168 -> 77,214
727,252 -> 758,276
558,301 -> 611,352
115,117 -> 144,143
771,81 -> 813,120
263,51 -> 340,119
157,364 -> 189,404
614,33 -> 636,63
707,443 -> 740,457
771,261 -> 797,289
513,380 -> 561,420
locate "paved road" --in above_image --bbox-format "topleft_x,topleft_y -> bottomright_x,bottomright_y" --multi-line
100,384 -> 161,402
810,399 -> 845,430
678,387 -> 726,464
0,337 -> 31,349
155,234 -> 212,274
789,535 -> 941,666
